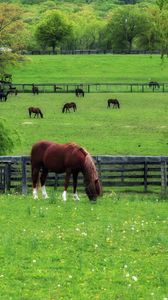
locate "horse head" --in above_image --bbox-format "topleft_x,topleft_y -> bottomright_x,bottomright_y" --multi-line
85,177 -> 102,201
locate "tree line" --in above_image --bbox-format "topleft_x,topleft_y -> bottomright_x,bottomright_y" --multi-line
1,0 -> 168,73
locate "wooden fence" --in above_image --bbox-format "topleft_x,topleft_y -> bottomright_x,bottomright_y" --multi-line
2,82 -> 168,94
0,156 -> 167,197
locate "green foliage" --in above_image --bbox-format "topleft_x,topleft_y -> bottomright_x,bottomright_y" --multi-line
35,10 -> 73,51
0,122 -> 13,155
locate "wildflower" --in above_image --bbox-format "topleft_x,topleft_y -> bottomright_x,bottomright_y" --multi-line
132,275 -> 138,281
32,259 -> 36,263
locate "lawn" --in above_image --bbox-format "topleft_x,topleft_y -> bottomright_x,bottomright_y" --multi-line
1,92 -> 168,156
11,54 -> 168,84
0,193 -> 167,300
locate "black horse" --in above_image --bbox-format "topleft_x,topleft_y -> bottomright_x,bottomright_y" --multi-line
32,84 -> 39,95
9,85 -> 18,95
149,81 -> 160,89
62,102 -> 77,113
75,88 -> 84,97
0,91 -> 10,101
107,99 -> 120,108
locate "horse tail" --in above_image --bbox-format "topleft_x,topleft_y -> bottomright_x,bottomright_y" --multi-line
107,100 -> 110,108
62,105 -> 65,113
82,91 -> 84,97
118,101 -> 120,108
28,108 -> 31,117
39,110 -> 43,118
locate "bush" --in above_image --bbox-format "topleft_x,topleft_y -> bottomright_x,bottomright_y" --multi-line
0,122 -> 13,155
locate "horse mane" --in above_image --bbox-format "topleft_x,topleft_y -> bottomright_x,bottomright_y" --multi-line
62,104 -> 66,113
83,151 -> 102,196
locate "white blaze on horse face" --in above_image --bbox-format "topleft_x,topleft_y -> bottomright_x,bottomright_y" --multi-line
62,190 -> 67,201
33,188 -> 38,199
73,193 -> 80,201
42,185 -> 48,199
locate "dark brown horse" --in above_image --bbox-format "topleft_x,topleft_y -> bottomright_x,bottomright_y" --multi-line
0,90 -> 10,101
107,99 -> 120,108
62,102 -> 77,113
31,141 -> 102,202
28,107 -> 43,118
75,88 -> 84,97
32,84 -> 39,95
149,81 -> 160,89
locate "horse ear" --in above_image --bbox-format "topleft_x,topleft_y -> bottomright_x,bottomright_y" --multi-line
95,178 -> 102,196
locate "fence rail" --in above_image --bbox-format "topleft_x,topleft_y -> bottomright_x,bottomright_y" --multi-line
2,82 -> 168,94
0,156 -> 168,197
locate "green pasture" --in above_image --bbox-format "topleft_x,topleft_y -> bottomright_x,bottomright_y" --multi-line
11,54 -> 168,84
1,92 -> 168,156
0,193 -> 168,300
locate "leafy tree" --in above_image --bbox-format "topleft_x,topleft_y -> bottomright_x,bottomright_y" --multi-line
105,6 -> 150,52
35,10 -> 73,52
0,122 -> 13,155
0,3 -> 26,73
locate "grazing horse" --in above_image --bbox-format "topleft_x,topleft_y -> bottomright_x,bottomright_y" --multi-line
62,102 -> 77,113
31,141 -> 102,201
28,107 -> 43,118
0,91 -> 10,101
9,85 -> 18,95
149,81 -> 160,89
32,84 -> 39,95
107,99 -> 120,108
75,88 -> 84,97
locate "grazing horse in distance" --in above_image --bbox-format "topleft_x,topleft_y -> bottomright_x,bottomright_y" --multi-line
28,107 -> 43,118
0,90 -> 10,101
149,81 -> 160,89
75,88 -> 84,97
32,84 -> 39,95
62,102 -> 77,113
9,85 -> 18,95
107,99 -> 120,108
31,141 -> 102,201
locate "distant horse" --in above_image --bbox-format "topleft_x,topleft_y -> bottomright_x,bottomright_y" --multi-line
32,85 -> 39,95
31,141 -> 102,201
0,91 -> 10,101
28,107 -> 43,118
62,102 -> 77,113
75,88 -> 84,97
149,81 -> 160,89
9,85 -> 18,95
107,99 -> 120,108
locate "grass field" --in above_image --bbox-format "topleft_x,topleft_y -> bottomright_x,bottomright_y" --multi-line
1,92 -> 168,156
0,193 -> 168,300
11,54 -> 168,84
1,55 -> 168,299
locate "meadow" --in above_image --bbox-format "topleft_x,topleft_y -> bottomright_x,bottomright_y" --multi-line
0,193 -> 168,300
1,92 -> 168,156
11,54 -> 168,84
0,55 -> 168,299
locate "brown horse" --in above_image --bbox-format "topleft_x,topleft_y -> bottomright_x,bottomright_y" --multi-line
28,107 -> 43,118
107,99 -> 120,108
31,141 -> 102,202
32,84 -> 39,95
62,102 -> 77,113
75,88 -> 84,97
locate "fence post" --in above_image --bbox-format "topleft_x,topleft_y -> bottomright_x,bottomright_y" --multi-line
161,160 -> 167,198
21,157 -> 27,195
144,161 -> 148,192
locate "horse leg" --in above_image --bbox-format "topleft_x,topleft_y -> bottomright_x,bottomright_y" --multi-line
32,166 -> 40,199
72,172 -> 80,201
62,170 -> 71,201
40,167 -> 49,199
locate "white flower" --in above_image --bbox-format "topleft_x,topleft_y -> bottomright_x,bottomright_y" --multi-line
32,259 -> 36,263
132,276 -> 138,281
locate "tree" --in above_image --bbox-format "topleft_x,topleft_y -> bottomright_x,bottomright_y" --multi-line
0,122 -> 13,155
105,6 -> 150,52
0,3 -> 26,73
35,10 -> 73,52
